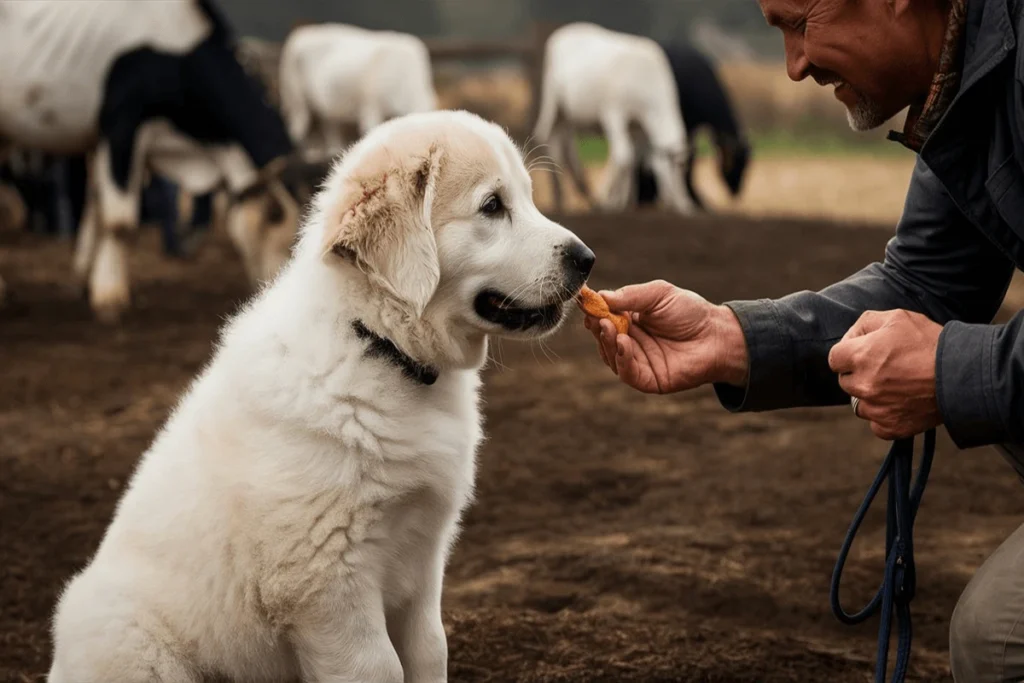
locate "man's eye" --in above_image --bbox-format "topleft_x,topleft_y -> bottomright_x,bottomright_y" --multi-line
481,195 -> 504,216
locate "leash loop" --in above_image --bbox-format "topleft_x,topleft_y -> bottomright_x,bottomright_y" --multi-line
829,429 -> 936,683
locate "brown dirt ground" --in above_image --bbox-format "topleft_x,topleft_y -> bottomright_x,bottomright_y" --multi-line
3,212 -> 1023,683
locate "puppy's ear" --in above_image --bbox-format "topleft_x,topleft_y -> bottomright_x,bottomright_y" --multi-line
323,144 -> 444,317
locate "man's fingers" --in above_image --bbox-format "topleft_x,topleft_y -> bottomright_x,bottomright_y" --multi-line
617,335 -> 661,393
870,421 -> 900,441
851,398 -> 886,422
601,279 -> 675,314
616,336 -> 641,388
828,337 -> 860,374
585,315 -> 612,369
595,334 -> 609,368
598,319 -> 620,374
837,370 -> 869,398
842,310 -> 890,343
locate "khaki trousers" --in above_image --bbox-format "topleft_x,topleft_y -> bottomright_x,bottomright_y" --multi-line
950,448 -> 1024,682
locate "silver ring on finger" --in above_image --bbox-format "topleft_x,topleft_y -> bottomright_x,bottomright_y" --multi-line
851,396 -> 861,418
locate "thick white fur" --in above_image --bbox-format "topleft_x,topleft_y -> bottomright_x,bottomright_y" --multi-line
49,110 -> 589,683
533,22 -> 693,215
280,23 -> 438,159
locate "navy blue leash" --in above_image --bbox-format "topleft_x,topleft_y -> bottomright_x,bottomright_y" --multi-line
829,429 -> 936,683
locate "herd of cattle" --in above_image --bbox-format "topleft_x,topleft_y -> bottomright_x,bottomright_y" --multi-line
0,0 -> 751,323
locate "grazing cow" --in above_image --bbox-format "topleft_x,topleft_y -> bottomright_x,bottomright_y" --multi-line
279,23 -> 438,160
532,22 -> 694,215
635,42 -> 752,211
0,0 -> 302,322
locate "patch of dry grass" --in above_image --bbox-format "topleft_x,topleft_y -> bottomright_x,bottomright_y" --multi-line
529,155 -> 917,227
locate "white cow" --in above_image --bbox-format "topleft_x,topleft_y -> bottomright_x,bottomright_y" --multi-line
533,22 -> 694,215
0,0 -> 301,322
279,23 -> 438,160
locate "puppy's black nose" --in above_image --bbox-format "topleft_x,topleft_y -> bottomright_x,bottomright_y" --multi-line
563,241 -> 595,279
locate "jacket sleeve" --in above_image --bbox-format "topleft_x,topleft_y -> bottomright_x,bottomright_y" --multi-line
713,157 -> 1017,447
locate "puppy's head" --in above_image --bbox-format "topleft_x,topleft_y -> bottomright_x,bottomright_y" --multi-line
315,110 -> 593,339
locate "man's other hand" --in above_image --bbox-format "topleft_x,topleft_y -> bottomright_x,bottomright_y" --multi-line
829,309 -> 943,440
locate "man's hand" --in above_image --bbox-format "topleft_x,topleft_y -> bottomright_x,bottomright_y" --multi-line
582,280 -> 749,393
828,309 -> 943,440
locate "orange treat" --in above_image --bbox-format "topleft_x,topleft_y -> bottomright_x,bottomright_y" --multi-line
577,285 -> 629,335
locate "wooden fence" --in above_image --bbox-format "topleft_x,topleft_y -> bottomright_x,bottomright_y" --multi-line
423,22 -> 558,138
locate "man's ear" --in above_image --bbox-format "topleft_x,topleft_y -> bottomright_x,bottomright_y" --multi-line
322,144 -> 444,317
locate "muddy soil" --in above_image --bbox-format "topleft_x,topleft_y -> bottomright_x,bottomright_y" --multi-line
3,212 -> 1022,682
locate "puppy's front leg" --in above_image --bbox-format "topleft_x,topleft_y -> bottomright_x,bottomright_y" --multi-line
387,554 -> 447,683
293,597 -> 403,683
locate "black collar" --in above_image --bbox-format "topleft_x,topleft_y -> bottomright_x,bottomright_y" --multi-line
352,320 -> 439,386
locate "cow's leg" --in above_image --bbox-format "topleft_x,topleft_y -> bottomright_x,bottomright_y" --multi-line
72,189 -> 99,293
321,123 -> 347,160
88,140 -> 145,323
640,113 -> 694,216
89,231 -> 133,324
635,156 -> 658,206
560,125 -> 593,209
597,111 -> 635,212
358,105 -> 385,139
682,147 -> 705,211
646,149 -> 693,216
0,182 -> 26,232
145,176 -> 185,258
259,180 -> 298,278
210,189 -> 230,236
544,124 -> 567,213
191,192 -> 212,229
224,192 -> 267,286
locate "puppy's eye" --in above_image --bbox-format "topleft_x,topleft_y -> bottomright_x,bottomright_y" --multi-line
480,194 -> 504,216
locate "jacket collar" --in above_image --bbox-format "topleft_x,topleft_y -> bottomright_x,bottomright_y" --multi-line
891,0 -> 1017,155
887,0 -> 968,152
959,0 -> 1017,90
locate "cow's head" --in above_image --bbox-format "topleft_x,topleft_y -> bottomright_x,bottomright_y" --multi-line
223,155 -> 333,286
717,135 -> 751,198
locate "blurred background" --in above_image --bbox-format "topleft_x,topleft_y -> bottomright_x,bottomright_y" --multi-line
4,3 -> 1020,682
222,0 -> 917,226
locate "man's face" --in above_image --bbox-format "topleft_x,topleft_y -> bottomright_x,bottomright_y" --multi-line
759,0 -> 920,131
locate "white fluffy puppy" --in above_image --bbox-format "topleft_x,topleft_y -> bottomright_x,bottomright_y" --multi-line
48,109 -> 595,683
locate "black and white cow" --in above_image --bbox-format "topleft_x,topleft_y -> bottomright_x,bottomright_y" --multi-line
0,0 -> 304,322
635,42 -> 752,211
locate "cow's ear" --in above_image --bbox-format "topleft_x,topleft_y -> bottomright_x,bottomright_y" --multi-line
322,144 -> 444,318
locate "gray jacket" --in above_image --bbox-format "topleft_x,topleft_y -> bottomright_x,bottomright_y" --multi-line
714,0 -> 1024,454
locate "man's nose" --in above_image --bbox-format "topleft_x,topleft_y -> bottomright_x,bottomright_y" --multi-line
784,34 -> 811,82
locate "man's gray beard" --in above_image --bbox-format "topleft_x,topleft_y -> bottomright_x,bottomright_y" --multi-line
844,95 -> 889,131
